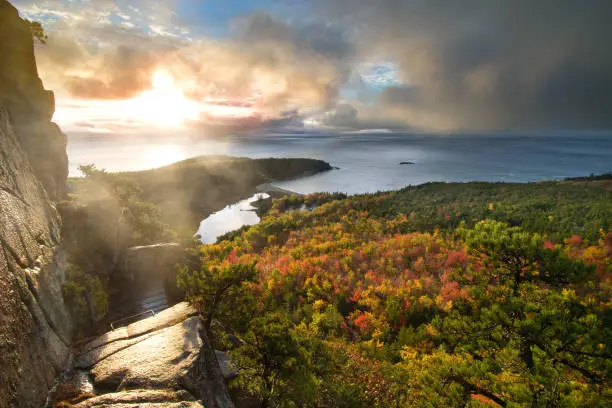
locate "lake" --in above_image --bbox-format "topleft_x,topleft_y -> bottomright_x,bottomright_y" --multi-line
197,193 -> 269,243
68,131 -> 612,195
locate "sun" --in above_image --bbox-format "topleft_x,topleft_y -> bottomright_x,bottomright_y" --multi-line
124,71 -> 200,128
121,70 -> 258,128
59,70 -> 261,132
152,70 -> 174,89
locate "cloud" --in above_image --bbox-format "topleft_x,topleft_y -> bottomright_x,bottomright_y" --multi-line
14,0 -> 184,100
307,0 -> 612,130
39,30 -> 180,99
64,45 -> 159,99
15,1 -> 354,120
15,0 -> 612,131
176,12 -> 354,113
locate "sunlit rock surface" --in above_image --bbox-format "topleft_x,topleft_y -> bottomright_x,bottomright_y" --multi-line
72,303 -> 234,404
76,302 -> 197,369
71,389 -> 203,408
91,316 -> 202,390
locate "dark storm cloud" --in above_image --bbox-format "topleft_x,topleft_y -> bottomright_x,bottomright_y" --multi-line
308,0 -> 612,130
235,12 -> 352,61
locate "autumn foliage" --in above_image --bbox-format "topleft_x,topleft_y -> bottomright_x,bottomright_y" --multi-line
179,182 -> 612,407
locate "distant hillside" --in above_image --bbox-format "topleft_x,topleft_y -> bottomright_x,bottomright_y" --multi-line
258,180 -> 612,241
565,173 -> 612,181
69,156 -> 333,237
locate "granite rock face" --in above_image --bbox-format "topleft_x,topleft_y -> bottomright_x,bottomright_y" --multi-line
75,302 -> 198,370
72,389 -> 204,408
122,243 -> 184,284
123,243 -> 186,305
52,304 -> 207,407
71,303 -> 232,405
91,316 -> 202,391
0,0 -> 67,201
0,105 -> 72,407
0,1 -> 72,406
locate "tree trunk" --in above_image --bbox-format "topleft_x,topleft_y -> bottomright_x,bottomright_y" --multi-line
451,375 -> 507,407
520,340 -> 535,371
194,322 -> 236,408
110,207 -> 126,273
83,286 -> 97,331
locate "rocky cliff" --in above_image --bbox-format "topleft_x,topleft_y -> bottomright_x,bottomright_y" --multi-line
0,1 -> 72,407
0,0 -> 67,201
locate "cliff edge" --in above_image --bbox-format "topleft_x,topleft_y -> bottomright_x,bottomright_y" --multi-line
0,0 -> 67,201
0,1 -> 72,407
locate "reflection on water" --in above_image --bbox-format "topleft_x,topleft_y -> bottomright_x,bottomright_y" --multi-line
197,193 -> 270,244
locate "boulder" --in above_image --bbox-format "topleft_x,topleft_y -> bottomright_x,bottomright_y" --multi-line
73,303 -> 235,402
90,316 -> 202,391
52,370 -> 95,405
215,350 -> 238,381
106,243 -> 185,322
76,302 -> 197,368
121,243 -> 183,284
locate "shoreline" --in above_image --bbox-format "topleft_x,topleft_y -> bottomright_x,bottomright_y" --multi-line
256,182 -> 304,197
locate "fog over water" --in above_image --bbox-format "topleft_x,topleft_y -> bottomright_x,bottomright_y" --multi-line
68,131 -> 612,195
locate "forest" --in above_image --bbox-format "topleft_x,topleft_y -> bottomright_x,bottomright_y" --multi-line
178,180 -> 612,407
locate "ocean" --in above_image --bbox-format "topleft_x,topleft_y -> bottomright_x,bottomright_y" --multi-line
68,131 -> 612,195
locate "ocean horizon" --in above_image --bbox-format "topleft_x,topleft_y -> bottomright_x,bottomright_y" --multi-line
68,131 -> 612,195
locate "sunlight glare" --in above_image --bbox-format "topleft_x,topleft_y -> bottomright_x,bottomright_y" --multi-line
53,70 -> 261,133
126,70 -> 200,128
152,70 -> 174,90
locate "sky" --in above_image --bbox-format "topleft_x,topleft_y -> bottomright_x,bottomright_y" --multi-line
12,0 -> 612,135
